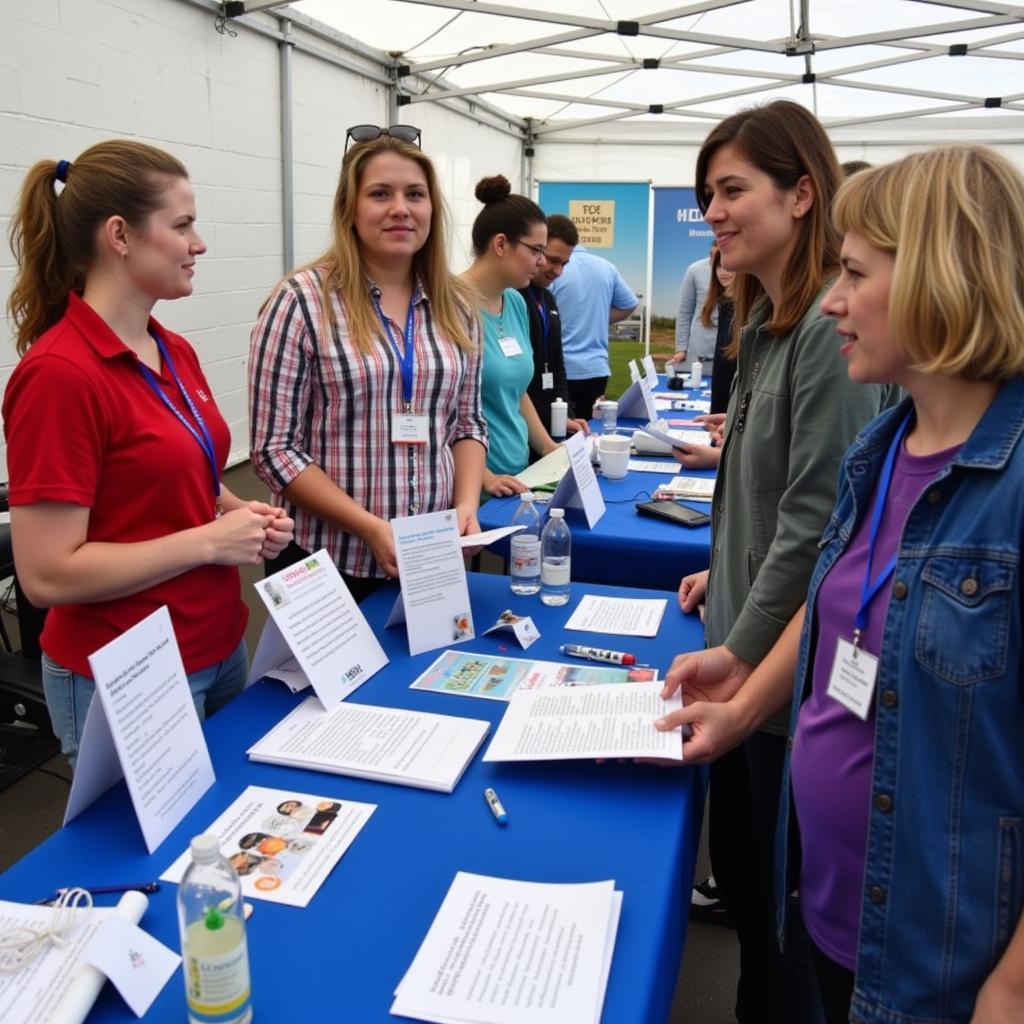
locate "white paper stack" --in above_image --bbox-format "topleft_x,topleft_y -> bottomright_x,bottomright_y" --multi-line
391,872 -> 622,1024
482,681 -> 683,763
247,698 -> 489,793
656,475 -> 716,501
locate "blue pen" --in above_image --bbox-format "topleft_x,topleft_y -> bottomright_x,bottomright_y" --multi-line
485,787 -> 508,826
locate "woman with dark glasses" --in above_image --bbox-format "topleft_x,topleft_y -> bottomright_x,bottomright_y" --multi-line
249,130 -> 487,600
463,175 -> 560,497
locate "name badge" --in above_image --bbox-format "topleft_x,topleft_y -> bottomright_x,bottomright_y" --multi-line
498,336 -> 523,357
826,637 -> 878,720
391,412 -> 429,445
541,371 -> 554,390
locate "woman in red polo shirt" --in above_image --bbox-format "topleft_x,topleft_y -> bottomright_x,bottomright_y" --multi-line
4,139 -> 293,769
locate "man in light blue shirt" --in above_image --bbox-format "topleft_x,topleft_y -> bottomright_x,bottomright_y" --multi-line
550,244 -> 638,420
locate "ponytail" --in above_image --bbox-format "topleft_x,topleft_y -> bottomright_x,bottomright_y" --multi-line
7,140 -> 188,354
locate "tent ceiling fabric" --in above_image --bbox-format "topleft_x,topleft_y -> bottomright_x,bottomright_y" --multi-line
287,0 -> 1023,138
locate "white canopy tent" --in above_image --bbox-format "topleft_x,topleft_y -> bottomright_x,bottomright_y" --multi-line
282,0 -> 1024,149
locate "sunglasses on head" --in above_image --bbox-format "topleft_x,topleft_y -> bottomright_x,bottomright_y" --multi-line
345,124 -> 422,154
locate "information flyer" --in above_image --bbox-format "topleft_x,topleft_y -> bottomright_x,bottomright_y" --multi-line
411,650 -> 657,702
162,785 -> 375,907
250,549 -> 388,706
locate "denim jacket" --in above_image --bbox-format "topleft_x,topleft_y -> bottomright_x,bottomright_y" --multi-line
776,377 -> 1024,1023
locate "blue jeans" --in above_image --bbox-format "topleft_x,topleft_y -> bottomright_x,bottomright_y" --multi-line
41,639 -> 249,771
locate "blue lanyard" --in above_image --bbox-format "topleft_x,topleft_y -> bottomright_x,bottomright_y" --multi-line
854,412 -> 912,643
373,296 -> 417,412
138,332 -> 222,513
529,285 -> 549,365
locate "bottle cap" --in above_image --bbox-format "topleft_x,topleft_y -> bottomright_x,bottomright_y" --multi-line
190,834 -> 221,864
520,491 -> 535,502
549,508 -> 565,519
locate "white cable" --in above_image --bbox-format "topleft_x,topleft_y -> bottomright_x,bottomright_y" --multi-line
0,888 -> 93,973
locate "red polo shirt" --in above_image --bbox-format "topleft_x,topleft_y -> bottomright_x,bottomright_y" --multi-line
3,293 -> 247,676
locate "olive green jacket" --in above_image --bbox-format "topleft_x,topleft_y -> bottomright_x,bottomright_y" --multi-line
705,286 -> 897,732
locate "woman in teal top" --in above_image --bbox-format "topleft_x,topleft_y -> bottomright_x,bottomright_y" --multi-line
464,175 -> 560,496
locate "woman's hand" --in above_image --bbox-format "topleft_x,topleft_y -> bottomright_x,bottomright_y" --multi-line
205,507 -> 275,566
566,418 -> 590,436
261,514 -> 295,561
695,412 -> 726,446
231,500 -> 295,562
483,470 -> 527,497
364,518 -> 399,577
654,697 -> 751,764
457,507 -> 483,557
678,569 -> 709,613
672,444 -> 720,470
662,644 -> 754,705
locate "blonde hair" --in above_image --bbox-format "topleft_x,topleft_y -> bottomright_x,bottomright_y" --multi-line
832,146 -> 1024,381
267,136 -> 474,353
7,140 -> 188,355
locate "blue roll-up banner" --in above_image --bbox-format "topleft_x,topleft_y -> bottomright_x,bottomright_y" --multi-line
536,181 -> 649,305
650,187 -> 716,321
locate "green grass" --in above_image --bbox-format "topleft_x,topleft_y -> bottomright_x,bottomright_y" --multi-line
605,327 -> 675,399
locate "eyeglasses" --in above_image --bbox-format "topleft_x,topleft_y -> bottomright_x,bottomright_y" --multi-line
510,238 -> 547,259
345,124 -> 422,154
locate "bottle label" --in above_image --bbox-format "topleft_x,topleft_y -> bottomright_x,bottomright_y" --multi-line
185,934 -> 251,1023
541,560 -> 571,585
510,537 -> 540,576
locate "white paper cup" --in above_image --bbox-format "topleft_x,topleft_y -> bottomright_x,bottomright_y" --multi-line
599,434 -> 631,479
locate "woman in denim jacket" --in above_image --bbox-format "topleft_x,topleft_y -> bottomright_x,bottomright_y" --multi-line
658,145 -> 1024,1023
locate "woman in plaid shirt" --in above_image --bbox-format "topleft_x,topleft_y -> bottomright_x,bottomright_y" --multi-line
249,131 -> 487,602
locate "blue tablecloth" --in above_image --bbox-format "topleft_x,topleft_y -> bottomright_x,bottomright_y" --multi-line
480,375 -> 716,592
0,573 -> 706,1024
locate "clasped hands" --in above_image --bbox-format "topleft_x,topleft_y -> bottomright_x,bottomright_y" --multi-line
209,501 -> 294,565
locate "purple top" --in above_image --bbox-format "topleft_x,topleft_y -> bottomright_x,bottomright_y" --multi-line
791,439 -> 960,970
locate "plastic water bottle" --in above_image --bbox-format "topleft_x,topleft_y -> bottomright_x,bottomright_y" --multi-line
510,492 -> 542,595
540,508 -> 572,606
599,400 -> 618,434
178,835 -> 253,1024
550,398 -> 568,439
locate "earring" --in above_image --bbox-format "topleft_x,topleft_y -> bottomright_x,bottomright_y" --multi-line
120,248 -> 128,261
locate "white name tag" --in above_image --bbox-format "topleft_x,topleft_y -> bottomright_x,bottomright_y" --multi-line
541,371 -> 554,390
499,335 -> 523,357
392,412 -> 429,444
826,637 -> 878,720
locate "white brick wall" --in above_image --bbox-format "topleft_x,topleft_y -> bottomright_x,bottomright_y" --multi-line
1,0 -> 527,477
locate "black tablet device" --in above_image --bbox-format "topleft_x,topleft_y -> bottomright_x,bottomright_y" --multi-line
635,500 -> 711,528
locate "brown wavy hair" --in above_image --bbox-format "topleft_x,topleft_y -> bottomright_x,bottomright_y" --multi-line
7,140 -> 187,354
695,100 -> 841,346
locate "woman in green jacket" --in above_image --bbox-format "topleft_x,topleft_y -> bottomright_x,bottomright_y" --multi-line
671,101 -> 894,1023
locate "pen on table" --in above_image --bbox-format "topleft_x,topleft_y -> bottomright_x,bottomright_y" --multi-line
484,787 -> 508,826
36,881 -> 161,904
559,643 -> 643,667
